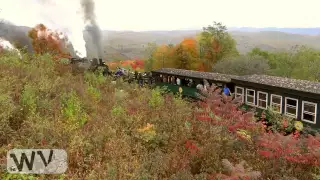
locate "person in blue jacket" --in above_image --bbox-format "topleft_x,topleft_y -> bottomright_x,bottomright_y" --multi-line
223,84 -> 231,96
115,67 -> 123,76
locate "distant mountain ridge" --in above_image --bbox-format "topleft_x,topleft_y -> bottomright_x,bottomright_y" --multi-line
228,27 -> 320,35
1,22 -> 320,60
127,27 -> 320,36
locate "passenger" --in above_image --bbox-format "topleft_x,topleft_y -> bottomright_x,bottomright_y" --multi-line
138,73 -> 143,87
223,84 -> 231,96
188,79 -> 193,87
176,77 -> 181,86
203,79 -> 210,90
171,76 -> 175,84
163,76 -> 167,82
134,71 -> 138,80
148,72 -> 152,85
204,84 -> 208,92
115,68 -> 123,76
196,84 -> 203,91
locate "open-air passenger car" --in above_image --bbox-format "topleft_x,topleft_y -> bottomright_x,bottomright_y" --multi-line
151,68 -> 237,98
151,68 -> 320,129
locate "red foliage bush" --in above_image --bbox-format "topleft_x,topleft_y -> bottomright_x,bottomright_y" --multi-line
185,140 -> 200,154
257,132 -> 320,166
192,81 -> 320,167
194,82 -> 264,136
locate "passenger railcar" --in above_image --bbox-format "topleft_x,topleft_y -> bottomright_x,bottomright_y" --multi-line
151,68 -> 238,98
151,68 -> 320,128
232,74 -> 320,128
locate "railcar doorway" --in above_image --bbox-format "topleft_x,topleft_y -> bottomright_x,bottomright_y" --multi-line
226,82 -> 235,94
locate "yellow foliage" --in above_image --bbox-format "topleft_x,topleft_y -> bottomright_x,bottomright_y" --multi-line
137,123 -> 154,132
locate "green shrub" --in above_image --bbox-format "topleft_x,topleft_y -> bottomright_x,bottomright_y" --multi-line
59,58 -> 70,64
84,71 -> 106,87
21,84 -> 37,115
87,83 -> 101,100
148,88 -> 164,108
111,105 -> 125,117
1,173 -> 37,180
61,90 -> 87,128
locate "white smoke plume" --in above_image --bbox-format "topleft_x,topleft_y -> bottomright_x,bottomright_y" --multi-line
1,0 -> 88,58
0,37 -> 22,58
81,0 -> 104,59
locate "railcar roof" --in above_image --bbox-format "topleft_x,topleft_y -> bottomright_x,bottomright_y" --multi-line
232,74 -> 320,95
152,68 -> 238,82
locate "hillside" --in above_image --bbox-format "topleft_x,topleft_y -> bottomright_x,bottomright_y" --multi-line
0,52 -> 319,179
1,23 -> 320,60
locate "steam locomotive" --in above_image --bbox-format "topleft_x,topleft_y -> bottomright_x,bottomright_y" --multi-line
67,57 -> 151,83
69,57 -> 111,76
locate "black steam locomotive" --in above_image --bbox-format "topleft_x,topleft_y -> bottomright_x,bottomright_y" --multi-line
67,57 -> 150,83
69,57 -> 111,76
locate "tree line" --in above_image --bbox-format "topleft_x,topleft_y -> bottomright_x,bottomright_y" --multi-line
144,21 -> 320,82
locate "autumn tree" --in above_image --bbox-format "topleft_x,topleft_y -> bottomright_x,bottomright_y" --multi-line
28,24 -> 71,60
144,42 -> 157,71
198,21 -> 239,71
147,22 -> 239,72
148,38 -> 203,71
151,44 -> 175,69
172,38 -> 202,70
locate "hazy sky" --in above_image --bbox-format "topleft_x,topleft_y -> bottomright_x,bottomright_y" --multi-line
0,0 -> 319,31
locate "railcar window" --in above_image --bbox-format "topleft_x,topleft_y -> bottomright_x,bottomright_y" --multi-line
302,101 -> 317,124
270,94 -> 282,113
235,86 -> 244,102
246,89 -> 255,105
285,97 -> 298,118
257,91 -> 268,109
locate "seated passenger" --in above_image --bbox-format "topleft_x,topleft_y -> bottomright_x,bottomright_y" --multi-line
176,77 -> 181,85
196,84 -> 203,90
171,76 -> 175,84
115,68 -> 123,76
187,79 -> 193,87
163,76 -> 167,82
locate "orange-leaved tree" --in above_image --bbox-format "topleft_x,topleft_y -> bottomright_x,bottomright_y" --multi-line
28,24 -> 71,60
172,38 -> 202,70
